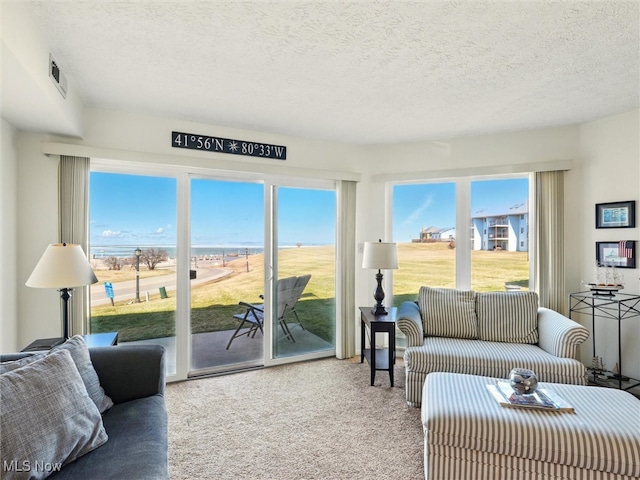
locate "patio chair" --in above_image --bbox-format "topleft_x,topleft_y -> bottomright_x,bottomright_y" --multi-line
225,302 -> 264,350
287,274 -> 311,330
226,276 -> 298,349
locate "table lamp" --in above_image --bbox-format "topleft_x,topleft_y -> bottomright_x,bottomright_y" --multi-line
362,239 -> 398,315
26,243 -> 98,340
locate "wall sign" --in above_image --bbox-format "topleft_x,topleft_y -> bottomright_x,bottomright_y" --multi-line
171,131 -> 286,160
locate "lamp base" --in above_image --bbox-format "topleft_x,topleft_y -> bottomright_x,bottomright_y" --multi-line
371,305 -> 388,316
371,269 -> 388,316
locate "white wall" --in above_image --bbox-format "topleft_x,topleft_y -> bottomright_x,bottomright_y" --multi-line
1,2 -> 84,136
1,119 -> 18,351
572,109 -> 640,382
14,132 -> 61,349
362,125 -> 579,177
52,107 -> 364,177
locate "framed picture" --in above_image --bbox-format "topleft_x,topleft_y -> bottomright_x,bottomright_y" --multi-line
596,241 -> 636,269
595,201 -> 636,229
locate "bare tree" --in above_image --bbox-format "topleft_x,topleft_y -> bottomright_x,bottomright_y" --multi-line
141,248 -> 169,270
105,256 -> 123,270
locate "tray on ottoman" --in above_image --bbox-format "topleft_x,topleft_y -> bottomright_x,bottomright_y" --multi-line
422,372 -> 640,480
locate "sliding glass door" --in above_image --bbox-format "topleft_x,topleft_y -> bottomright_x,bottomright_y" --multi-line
270,185 -> 336,360
90,164 -> 338,379
88,172 -> 177,376
189,177 -> 265,374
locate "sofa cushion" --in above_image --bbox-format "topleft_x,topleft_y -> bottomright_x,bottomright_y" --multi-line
49,395 -> 169,479
0,349 -> 108,480
419,286 -> 478,339
53,335 -> 114,413
404,336 -> 586,384
476,291 -> 539,344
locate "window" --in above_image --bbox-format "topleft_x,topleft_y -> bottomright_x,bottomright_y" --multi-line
392,175 -> 530,304
392,182 -> 456,306
470,177 -> 529,291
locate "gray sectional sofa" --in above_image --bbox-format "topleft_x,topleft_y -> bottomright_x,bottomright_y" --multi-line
0,338 -> 168,479
397,287 -> 589,407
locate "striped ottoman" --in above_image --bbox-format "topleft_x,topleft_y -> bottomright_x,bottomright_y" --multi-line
422,372 -> 640,480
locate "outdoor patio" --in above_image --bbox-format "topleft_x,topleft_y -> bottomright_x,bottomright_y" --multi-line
123,325 -> 334,377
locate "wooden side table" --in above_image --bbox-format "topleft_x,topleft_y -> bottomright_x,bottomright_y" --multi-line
360,306 -> 396,386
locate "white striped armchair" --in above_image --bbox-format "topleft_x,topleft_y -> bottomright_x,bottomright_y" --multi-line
397,287 -> 589,407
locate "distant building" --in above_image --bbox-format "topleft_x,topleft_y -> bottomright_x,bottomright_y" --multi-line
411,203 -> 528,252
412,226 -> 456,243
471,203 -> 528,252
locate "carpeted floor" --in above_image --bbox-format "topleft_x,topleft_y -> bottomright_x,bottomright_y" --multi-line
166,357 -> 423,479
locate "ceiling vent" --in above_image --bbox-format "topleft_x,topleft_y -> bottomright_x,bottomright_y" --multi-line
49,53 -> 67,99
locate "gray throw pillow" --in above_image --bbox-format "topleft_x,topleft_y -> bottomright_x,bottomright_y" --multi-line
419,286 -> 478,339
52,335 -> 113,413
476,291 -> 539,344
0,353 -> 46,374
0,349 -> 108,480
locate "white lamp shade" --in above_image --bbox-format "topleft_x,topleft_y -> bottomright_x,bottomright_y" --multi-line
362,241 -> 398,270
26,243 -> 98,288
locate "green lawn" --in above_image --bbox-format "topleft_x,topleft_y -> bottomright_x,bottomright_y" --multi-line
91,243 -> 528,342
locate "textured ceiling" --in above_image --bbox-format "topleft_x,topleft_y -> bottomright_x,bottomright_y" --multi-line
26,1 -> 640,144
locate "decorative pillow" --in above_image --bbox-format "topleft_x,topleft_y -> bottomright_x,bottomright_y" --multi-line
476,291 -> 539,344
0,353 -> 46,374
0,349 -> 108,480
419,286 -> 478,339
52,335 -> 113,413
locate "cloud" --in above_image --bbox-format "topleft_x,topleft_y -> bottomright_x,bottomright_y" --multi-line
154,227 -> 165,235
101,230 -> 122,238
403,194 -> 435,225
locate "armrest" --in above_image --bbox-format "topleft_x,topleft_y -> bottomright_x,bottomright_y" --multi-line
537,307 -> 589,359
89,344 -> 166,404
397,301 -> 424,347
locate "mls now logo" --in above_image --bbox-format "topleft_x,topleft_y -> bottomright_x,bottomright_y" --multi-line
3,460 -> 63,473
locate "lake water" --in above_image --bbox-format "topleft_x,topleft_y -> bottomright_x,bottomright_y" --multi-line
90,245 -> 264,259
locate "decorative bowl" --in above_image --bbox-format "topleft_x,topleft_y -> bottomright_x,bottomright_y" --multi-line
509,368 -> 538,395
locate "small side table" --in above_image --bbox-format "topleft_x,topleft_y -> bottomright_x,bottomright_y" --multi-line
22,332 -> 118,352
569,291 -> 640,390
360,306 -> 396,386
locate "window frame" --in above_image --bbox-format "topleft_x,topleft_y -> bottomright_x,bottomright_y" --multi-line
387,173 -> 533,297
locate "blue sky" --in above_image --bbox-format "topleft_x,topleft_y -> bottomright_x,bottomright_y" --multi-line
90,173 -> 177,246
90,173 -> 336,247
91,173 -> 527,247
392,178 -> 529,242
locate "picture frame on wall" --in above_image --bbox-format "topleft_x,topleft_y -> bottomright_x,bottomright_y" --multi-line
596,241 -> 636,269
595,200 -> 636,229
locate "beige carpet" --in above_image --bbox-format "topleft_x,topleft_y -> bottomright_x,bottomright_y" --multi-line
166,357 -> 423,479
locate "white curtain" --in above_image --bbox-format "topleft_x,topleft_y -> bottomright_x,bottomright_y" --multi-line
336,180 -> 357,359
534,170 -> 565,313
58,155 -> 91,336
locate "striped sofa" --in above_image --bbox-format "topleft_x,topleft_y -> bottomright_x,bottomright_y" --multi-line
397,287 -> 589,407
